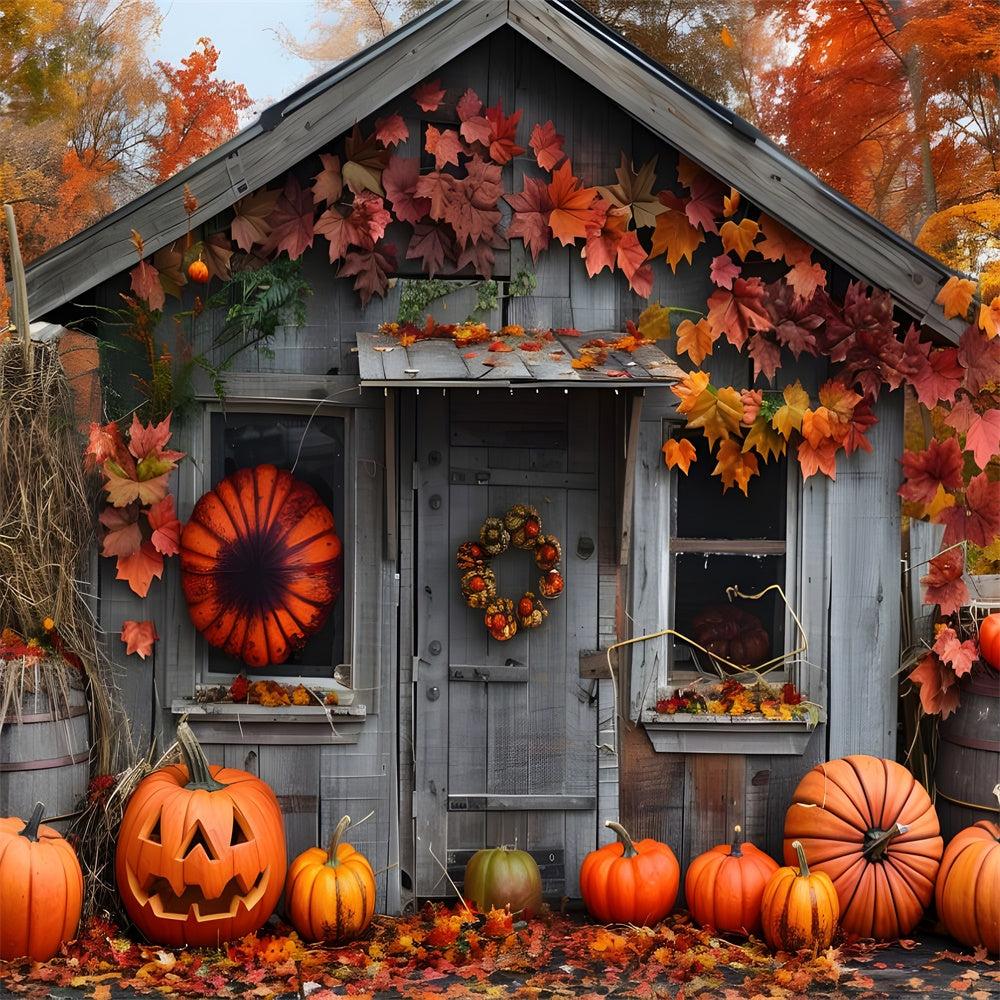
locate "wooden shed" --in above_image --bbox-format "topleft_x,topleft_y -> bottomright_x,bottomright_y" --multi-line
21,0 -> 965,917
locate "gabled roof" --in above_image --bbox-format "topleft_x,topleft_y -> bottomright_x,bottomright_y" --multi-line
23,0 -> 962,340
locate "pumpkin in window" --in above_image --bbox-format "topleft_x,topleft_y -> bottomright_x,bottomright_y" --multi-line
484,597 -> 517,641
115,719 -> 287,948
179,464 -> 342,668
461,567 -> 497,608
691,605 -> 770,669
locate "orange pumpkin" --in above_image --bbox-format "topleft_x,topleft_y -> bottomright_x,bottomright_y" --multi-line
0,802 -> 84,961
934,785 -> 1000,954
180,464 -> 342,667
115,720 -> 287,948
579,820 -> 679,926
782,755 -> 942,942
684,824 -> 779,936
187,257 -> 210,283
978,613 -> 1000,670
285,815 -> 376,943
761,839 -> 839,953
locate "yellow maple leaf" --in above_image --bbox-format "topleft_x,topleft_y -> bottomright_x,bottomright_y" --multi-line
662,437 -> 697,473
723,188 -> 741,218
638,301 -> 675,341
935,275 -> 978,320
712,438 -> 759,495
979,295 -> 1000,339
742,416 -> 786,463
676,317 -> 715,365
672,369 -> 712,413
720,217 -> 759,259
771,380 -> 810,438
684,384 -> 744,449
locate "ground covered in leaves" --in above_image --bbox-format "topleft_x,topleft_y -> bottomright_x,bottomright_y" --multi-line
1,905 -> 995,999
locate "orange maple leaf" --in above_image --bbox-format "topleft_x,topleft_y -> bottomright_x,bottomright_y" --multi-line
682,383 -> 744,450
743,416 -> 787,463
935,275 -> 978,320
121,620 -> 159,659
712,438 -> 759,495
796,434 -> 840,480
662,437 -> 697,473
650,202 -> 705,271
757,214 -> 814,266
115,541 -> 165,598
979,295 -> 1000,339
675,317 -> 715,365
547,160 -> 598,246
720,217 -> 759,259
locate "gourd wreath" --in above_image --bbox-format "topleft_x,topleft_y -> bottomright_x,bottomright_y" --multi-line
180,464 -> 343,667
458,503 -> 563,641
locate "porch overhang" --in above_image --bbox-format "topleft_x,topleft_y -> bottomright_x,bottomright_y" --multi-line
356,330 -> 684,389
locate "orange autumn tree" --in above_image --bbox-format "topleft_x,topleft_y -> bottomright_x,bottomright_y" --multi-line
146,38 -> 253,184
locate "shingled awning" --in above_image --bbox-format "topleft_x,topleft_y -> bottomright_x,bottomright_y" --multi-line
356,330 -> 685,389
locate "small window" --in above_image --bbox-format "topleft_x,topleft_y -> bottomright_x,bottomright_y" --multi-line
667,430 -> 791,682
201,409 -> 348,682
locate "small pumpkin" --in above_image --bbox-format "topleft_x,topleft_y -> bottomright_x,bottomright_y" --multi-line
115,719 -> 287,948
456,541 -> 488,571
503,503 -> 542,548
0,802 -> 84,961
691,605 -> 770,669
484,597 -> 517,641
782,754 -> 942,941
538,569 -> 564,599
187,257 -> 210,283
463,846 -> 543,917
533,536 -> 562,571
579,820 -> 679,926
179,464 -> 342,667
760,839 -> 839,953
684,824 -> 779,936
515,591 -> 547,629
934,784 -> 1000,954
460,567 -> 497,608
978,613 -> 1000,670
285,815 -> 376,943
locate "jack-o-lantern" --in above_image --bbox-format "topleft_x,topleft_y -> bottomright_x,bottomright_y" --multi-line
115,719 -> 286,948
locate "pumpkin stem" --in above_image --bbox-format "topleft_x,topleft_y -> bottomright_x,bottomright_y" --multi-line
176,718 -> 226,792
791,839 -> 811,878
326,815 -> 352,866
19,802 -> 46,841
862,822 -> 904,862
730,824 -> 744,857
605,819 -> 639,858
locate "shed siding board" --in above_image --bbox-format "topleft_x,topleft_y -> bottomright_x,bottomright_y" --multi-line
827,390 -> 904,760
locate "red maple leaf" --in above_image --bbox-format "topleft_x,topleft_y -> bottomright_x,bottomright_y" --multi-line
260,174 -> 315,259
547,159 -> 598,246
710,254 -> 741,288
505,176 -> 553,261
898,437 -> 965,505
912,346 -> 963,407
382,156 -> 431,225
746,332 -> 782,381
121,619 -> 159,659
919,549 -> 967,615
456,88 -> 483,121
484,100 -> 524,164
933,626 -> 977,678
683,169 -> 727,234
958,322 -> 1000,395
405,222 -> 455,278
757,214 -> 814,266
706,277 -> 772,348
764,279 -> 823,357
908,653 -> 962,718
445,157 -> 503,247
936,471 -> 1000,548
129,260 -> 165,311
946,401 -> 1000,470
148,494 -> 182,556
456,237 -> 496,277
375,112 -> 408,147
230,187 -> 281,251
530,120 -> 566,170
412,78 -> 446,112
415,170 -> 455,222
425,125 -> 465,169
338,245 -> 396,306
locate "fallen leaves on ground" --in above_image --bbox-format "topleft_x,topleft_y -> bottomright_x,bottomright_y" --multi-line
0,907 -> 995,999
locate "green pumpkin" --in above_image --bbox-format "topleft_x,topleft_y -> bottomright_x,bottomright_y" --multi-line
462,846 -> 543,917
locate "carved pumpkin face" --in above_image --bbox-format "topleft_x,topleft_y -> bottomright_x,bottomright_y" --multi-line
115,723 -> 286,948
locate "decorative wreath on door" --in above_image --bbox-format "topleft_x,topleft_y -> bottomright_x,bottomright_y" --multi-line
457,504 -> 563,641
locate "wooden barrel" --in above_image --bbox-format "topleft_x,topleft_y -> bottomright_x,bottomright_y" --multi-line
0,677 -> 91,822
934,663 -> 1000,844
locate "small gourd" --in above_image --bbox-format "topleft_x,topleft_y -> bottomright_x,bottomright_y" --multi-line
187,257 -> 210,283
760,839 -> 839,953
285,815 -> 377,943
463,845 -> 543,917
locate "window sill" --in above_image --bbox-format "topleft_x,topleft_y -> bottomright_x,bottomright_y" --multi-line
171,699 -> 367,745
639,711 -> 819,755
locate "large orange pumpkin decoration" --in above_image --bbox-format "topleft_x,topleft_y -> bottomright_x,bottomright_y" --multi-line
934,785 -> 1000,954
782,755 -> 942,942
285,815 -> 377,943
0,802 -> 84,961
684,824 -> 779,936
978,613 -> 1000,670
760,839 -> 840,953
579,820 -> 679,926
180,464 -> 342,667
115,720 -> 287,948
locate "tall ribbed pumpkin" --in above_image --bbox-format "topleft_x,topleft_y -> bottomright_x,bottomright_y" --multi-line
782,755 -> 942,942
179,464 -> 342,667
760,840 -> 839,953
0,803 -> 84,961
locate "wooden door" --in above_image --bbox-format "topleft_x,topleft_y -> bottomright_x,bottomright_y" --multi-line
412,389 -> 614,903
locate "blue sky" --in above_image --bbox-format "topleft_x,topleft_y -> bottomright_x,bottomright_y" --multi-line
151,0 -> 321,110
